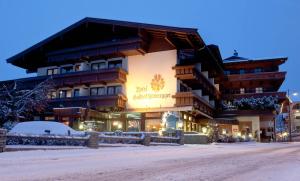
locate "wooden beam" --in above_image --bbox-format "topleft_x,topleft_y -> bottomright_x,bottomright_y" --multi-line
164,32 -> 176,48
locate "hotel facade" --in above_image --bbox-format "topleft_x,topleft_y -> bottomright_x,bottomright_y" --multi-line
1,18 -> 288,141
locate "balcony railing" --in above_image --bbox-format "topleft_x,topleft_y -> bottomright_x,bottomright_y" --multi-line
173,92 -> 214,117
223,92 -> 287,101
173,65 -> 220,98
225,71 -> 286,82
48,94 -> 127,110
51,68 -> 127,87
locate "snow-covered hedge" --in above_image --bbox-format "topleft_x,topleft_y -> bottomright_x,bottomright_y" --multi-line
6,134 -> 88,146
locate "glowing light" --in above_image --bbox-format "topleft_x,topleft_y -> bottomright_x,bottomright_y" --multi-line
112,121 -> 118,126
222,129 -> 227,135
117,123 -> 122,129
189,116 -> 192,121
296,110 -> 299,113
242,135 -> 246,139
79,123 -> 84,130
282,132 -> 288,137
177,121 -> 183,128
183,114 -> 187,119
249,133 -> 253,138
202,127 -> 208,134
237,132 -> 242,137
292,92 -> 299,96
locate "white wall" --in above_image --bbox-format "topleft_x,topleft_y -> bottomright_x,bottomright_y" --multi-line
126,50 -> 177,109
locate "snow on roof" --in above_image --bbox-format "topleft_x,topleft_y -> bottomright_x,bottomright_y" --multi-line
9,121 -> 84,136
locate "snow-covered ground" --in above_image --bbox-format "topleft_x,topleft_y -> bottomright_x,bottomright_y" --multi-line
1,142 -> 300,181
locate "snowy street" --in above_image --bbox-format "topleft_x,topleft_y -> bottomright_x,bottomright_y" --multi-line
1,143 -> 300,181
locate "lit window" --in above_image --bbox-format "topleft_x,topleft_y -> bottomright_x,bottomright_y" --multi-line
50,91 -> 57,99
47,68 -> 58,75
240,88 -> 245,94
255,87 -> 263,93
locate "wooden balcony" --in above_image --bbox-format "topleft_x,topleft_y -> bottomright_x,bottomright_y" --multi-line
52,68 -> 127,87
48,94 -> 127,110
223,92 -> 287,101
173,92 -> 214,117
226,71 -> 286,82
173,65 -> 220,98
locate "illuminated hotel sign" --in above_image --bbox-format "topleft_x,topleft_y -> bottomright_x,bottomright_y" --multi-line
133,74 -> 171,100
126,50 -> 177,109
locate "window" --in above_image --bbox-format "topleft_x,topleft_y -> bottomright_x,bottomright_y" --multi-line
49,91 -> 57,99
254,68 -> 262,73
108,60 -> 122,69
224,70 -> 230,75
47,68 -> 58,75
90,88 -> 98,96
240,88 -> 245,94
61,66 -> 73,74
107,86 -> 115,95
73,89 -> 80,97
107,86 -> 122,95
115,86 -> 122,94
239,69 -> 245,74
255,87 -> 263,93
91,62 -> 106,71
90,87 -> 106,96
98,87 -> 106,95
59,90 -> 67,98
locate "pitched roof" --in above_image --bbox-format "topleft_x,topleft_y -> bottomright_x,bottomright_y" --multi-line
7,17 -> 205,71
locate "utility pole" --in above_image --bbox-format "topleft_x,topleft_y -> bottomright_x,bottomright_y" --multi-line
287,89 -> 292,142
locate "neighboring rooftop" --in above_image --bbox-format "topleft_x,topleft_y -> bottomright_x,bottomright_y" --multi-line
223,50 -> 287,65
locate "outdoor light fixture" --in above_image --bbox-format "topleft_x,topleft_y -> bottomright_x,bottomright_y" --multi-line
112,121 -> 118,126
117,123 -> 122,129
79,123 -> 84,130
183,114 -> 187,119
202,127 -> 208,134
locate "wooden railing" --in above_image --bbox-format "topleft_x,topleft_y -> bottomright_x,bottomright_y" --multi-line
48,94 -> 127,110
225,71 -> 286,82
173,92 -> 214,117
173,65 -> 220,98
52,68 -> 127,87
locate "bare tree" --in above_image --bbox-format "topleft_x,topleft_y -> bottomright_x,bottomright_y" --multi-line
0,78 -> 54,126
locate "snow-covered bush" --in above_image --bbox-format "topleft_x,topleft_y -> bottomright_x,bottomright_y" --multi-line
223,96 -> 279,111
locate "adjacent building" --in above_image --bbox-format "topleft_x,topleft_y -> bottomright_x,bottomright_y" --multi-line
0,18 -> 288,141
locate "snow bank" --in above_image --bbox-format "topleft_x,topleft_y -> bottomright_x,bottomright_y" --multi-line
9,121 -> 85,136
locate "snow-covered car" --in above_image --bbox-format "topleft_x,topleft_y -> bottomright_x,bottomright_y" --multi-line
9,121 -> 85,136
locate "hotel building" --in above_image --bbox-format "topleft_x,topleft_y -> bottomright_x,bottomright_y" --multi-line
1,18 -> 288,140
